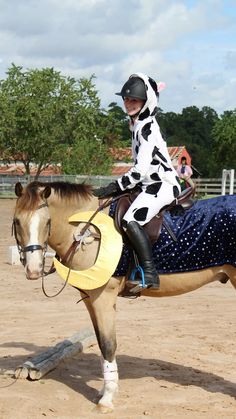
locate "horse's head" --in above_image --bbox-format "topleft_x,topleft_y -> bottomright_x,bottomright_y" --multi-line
13,182 -> 52,279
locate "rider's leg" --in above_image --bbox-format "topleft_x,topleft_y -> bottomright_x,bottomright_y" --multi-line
186,177 -> 195,189
124,220 -> 159,289
122,182 -> 180,290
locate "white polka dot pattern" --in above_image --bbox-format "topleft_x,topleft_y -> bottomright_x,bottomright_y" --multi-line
110,195 -> 236,276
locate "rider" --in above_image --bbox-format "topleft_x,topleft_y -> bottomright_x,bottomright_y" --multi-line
94,73 -> 181,291
177,156 -> 195,190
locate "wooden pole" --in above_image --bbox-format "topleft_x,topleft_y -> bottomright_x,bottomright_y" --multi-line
14,328 -> 96,380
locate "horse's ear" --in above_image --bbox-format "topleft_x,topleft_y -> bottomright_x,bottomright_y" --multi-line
41,185 -> 51,199
15,182 -> 23,197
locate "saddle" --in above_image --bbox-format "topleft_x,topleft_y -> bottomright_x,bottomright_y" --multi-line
114,187 -> 194,244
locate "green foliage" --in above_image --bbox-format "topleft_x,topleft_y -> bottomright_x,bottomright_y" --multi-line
97,102 -> 130,147
158,105 -> 219,176
62,139 -> 113,175
62,77 -> 114,175
211,110 -> 236,175
0,65 -> 115,177
0,64 -> 80,177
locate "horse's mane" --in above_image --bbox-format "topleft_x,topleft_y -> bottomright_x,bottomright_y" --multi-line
16,181 -> 93,212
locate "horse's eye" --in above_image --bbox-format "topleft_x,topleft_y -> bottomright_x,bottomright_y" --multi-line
14,218 -> 20,226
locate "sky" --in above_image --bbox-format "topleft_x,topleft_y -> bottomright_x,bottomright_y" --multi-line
0,0 -> 235,115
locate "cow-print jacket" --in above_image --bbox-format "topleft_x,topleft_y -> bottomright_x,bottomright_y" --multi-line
117,72 -> 179,191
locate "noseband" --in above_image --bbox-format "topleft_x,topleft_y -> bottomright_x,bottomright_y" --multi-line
12,202 -> 50,267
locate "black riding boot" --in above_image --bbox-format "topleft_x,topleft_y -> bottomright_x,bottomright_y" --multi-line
125,221 -> 160,290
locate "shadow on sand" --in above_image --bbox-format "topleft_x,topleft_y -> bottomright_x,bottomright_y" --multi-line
0,341 -> 235,404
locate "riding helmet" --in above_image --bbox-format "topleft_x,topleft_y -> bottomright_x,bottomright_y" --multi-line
115,76 -> 147,100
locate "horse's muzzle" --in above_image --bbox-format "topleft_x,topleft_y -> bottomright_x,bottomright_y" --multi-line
26,266 -> 43,280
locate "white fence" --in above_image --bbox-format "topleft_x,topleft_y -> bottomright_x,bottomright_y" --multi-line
0,174 -> 235,197
194,177 -> 236,197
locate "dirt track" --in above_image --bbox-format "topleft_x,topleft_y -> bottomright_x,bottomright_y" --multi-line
0,199 -> 235,419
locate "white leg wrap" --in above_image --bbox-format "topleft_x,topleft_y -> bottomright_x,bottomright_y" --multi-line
98,358 -> 118,408
102,359 -> 118,381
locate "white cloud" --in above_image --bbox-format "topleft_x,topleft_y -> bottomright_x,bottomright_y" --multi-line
0,0 -> 235,114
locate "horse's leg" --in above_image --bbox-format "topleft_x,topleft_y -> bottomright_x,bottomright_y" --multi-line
83,279 -> 119,412
228,266 -> 236,289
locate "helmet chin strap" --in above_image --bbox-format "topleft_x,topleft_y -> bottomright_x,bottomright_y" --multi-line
130,102 -> 146,121
130,112 -> 140,121
130,104 -> 145,120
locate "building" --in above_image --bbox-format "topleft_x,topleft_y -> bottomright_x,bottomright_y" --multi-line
0,146 -> 194,177
110,146 -> 192,176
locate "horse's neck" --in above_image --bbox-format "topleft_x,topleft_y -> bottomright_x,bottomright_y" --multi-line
48,195 -> 99,257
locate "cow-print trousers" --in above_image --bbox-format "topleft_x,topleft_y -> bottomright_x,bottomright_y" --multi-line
123,182 -> 181,227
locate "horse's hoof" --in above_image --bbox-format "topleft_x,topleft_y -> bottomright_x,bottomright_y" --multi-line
95,403 -> 114,414
92,394 -> 101,404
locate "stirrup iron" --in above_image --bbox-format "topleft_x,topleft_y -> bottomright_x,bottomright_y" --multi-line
128,265 -> 151,294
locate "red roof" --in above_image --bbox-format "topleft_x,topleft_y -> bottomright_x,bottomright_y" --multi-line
168,146 -> 192,166
0,163 -> 61,176
111,163 -> 132,175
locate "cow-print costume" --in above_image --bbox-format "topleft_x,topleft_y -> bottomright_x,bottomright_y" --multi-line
117,73 -> 181,227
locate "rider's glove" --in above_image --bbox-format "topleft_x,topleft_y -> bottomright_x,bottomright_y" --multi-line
93,181 -> 122,198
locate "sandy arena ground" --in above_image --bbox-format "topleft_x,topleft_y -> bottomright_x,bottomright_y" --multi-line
0,198 -> 235,419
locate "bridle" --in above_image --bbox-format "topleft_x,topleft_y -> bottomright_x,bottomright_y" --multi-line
12,196 -> 116,299
12,202 -> 50,269
12,199 -> 86,299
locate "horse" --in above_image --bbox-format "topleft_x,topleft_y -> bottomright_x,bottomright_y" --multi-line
13,180 -> 236,413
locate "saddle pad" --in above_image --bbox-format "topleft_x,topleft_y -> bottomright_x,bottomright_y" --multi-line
109,195 -> 236,276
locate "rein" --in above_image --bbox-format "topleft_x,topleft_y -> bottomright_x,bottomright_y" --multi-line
44,196 -> 114,273
42,196 -> 115,297
13,194 -> 121,299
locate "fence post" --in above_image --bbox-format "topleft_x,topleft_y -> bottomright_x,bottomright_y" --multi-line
221,169 -> 235,195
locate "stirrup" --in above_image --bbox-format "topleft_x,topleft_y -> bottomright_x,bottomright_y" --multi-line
127,265 -> 150,294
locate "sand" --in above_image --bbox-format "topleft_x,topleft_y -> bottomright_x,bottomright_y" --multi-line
0,199 -> 235,419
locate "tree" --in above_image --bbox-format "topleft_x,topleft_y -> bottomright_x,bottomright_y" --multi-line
0,64 -> 81,178
159,106 -> 219,176
211,110 -> 236,175
62,139 -> 113,175
157,109 -> 184,144
180,106 -> 219,176
0,65 -> 115,178
61,77 -> 114,175
103,102 -> 130,146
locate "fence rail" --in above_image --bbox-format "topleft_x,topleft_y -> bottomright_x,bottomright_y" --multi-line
194,177 -> 236,196
0,174 -> 235,197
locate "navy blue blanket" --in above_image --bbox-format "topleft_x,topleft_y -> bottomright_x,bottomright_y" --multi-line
110,195 -> 236,276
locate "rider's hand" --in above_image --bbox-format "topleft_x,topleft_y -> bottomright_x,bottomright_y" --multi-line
93,181 -> 122,198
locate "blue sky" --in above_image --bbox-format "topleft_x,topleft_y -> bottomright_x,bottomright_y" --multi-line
0,0 -> 235,114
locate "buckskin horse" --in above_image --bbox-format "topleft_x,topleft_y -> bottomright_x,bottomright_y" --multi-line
13,181 -> 236,413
